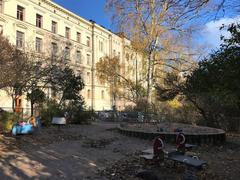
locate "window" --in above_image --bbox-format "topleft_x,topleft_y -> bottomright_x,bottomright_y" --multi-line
113,50 -> 116,56
0,25 -> 3,34
64,47 -> 70,60
87,72 -> 91,83
65,27 -> 70,39
101,90 -> 105,99
51,21 -> 57,33
17,5 -> 24,21
118,52 -> 121,58
99,41 -> 103,52
76,50 -> 81,64
35,37 -> 42,53
16,31 -> 24,48
77,32 -> 81,43
0,0 -> 3,13
36,14 -> 42,28
87,54 -> 91,65
126,53 -> 129,61
86,36 -> 90,47
51,42 -> 58,57
87,89 -> 91,99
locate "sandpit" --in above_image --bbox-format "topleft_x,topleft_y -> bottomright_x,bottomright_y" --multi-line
119,122 -> 226,145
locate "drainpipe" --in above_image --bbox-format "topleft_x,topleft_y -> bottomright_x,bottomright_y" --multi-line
90,20 -> 95,111
109,34 -> 113,109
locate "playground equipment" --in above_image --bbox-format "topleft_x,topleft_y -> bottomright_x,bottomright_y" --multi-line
12,116 -> 41,136
140,134 -> 206,180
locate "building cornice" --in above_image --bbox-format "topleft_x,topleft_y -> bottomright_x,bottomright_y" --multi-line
16,0 -> 30,6
41,0 -> 126,40
15,22 -> 28,29
41,0 -> 92,26
0,16 -> 8,23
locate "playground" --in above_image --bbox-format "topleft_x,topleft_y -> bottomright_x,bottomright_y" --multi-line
0,122 -> 240,179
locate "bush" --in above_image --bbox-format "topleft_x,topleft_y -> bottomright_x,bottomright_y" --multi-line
152,99 -> 200,125
40,99 -> 62,126
40,98 -> 92,125
63,99 -> 92,124
71,111 -> 93,124
0,111 -> 19,132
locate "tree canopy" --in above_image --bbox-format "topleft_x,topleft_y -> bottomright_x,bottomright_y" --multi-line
156,23 -> 240,130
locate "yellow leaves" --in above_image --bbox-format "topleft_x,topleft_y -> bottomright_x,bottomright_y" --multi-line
167,98 -> 182,109
96,56 -> 121,84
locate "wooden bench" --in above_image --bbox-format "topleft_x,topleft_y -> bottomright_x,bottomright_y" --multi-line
52,117 -> 66,130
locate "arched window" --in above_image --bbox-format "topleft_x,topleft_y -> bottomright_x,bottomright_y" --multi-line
87,89 -> 91,99
0,0 -> 3,13
101,90 -> 105,99
87,72 -> 91,83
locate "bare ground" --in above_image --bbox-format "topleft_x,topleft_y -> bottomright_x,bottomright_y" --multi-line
0,122 -> 239,180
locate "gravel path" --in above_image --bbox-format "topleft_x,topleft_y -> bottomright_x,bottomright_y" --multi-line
0,123 -> 151,180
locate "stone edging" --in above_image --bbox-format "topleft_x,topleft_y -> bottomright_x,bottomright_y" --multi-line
118,124 -> 226,145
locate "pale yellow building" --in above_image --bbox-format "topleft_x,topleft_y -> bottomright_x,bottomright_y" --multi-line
0,0 -> 143,111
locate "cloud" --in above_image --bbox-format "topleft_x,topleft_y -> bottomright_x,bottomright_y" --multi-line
201,16 -> 240,49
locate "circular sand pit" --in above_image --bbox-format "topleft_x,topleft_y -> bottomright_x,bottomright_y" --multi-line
119,123 -> 225,145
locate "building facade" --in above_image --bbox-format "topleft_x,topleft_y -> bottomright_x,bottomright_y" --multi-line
0,0 -> 141,111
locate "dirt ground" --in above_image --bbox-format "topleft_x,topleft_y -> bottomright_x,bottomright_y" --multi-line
0,122 -> 239,180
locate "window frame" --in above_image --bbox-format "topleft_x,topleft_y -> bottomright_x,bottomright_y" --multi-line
86,54 -> 91,65
87,89 -> 91,99
17,5 -> 25,21
35,37 -> 42,53
51,21 -> 57,34
64,46 -> 70,61
65,27 -> 70,39
36,14 -> 43,28
87,72 -> 91,84
101,90 -> 105,99
76,50 -> 81,64
99,41 -> 103,52
16,31 -> 24,49
77,32 -> 81,43
0,0 -> 4,13
51,42 -> 58,57
86,36 -> 90,47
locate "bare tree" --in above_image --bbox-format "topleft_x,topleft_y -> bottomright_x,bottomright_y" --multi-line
106,0 -> 211,106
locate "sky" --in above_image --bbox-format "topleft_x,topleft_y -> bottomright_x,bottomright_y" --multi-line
200,16 -> 240,49
54,0 -> 111,29
53,0 -> 239,53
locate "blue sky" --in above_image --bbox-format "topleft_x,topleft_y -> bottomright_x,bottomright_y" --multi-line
54,0 -> 239,53
54,0 -> 111,29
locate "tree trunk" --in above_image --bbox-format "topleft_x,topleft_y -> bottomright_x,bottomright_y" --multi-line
135,53 -> 139,103
146,53 -> 152,105
12,94 -> 15,112
31,101 -> 34,116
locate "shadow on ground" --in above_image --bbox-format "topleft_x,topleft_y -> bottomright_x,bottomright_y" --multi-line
0,123 -> 150,180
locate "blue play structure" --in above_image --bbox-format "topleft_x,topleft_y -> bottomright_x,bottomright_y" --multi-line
12,116 -> 41,136
12,123 -> 34,135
